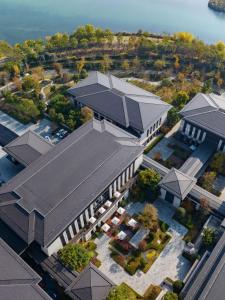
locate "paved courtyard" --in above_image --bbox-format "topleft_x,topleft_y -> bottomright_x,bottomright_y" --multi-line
96,199 -> 191,295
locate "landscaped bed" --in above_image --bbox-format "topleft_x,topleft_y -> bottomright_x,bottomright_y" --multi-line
108,205 -> 171,276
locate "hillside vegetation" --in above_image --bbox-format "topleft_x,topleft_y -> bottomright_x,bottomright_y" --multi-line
209,0 -> 225,12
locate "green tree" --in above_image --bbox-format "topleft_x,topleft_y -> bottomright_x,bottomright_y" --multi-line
200,171 -> 216,192
138,203 -> 158,231
210,152 -> 225,174
202,228 -> 215,247
176,207 -> 186,220
76,57 -> 86,74
107,284 -> 136,300
154,59 -> 166,70
121,60 -> 130,71
173,280 -> 184,294
137,169 -> 161,199
101,54 -> 113,73
167,108 -> 180,128
58,243 -> 90,271
22,75 -> 40,92
174,91 -> 189,108
163,292 -> 178,300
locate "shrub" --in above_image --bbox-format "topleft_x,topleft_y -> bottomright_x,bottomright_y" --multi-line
111,252 -> 126,268
91,257 -> 101,268
58,243 -> 90,271
144,285 -> 161,300
202,228 -> 215,247
160,221 -> 169,233
107,283 -> 137,300
176,207 -> 186,220
147,249 -> 156,260
85,241 -> 97,251
139,240 -> 147,251
163,292 -> 178,300
173,280 -> 184,294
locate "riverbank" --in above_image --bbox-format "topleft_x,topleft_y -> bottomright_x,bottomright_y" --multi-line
208,0 -> 225,12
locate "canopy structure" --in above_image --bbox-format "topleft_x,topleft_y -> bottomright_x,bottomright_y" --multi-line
101,223 -> 110,232
114,191 -> 121,198
98,207 -> 106,214
128,218 -> 137,228
117,207 -> 125,215
117,231 -> 127,240
112,217 -> 120,225
89,216 -> 96,224
105,200 -> 112,208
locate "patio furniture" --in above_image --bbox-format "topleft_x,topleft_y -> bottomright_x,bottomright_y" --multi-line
101,223 -> 110,232
105,200 -> 112,208
98,207 -> 106,214
117,207 -> 125,215
128,218 -> 137,228
117,231 -> 127,240
89,216 -> 96,224
114,191 -> 121,198
112,217 -> 120,225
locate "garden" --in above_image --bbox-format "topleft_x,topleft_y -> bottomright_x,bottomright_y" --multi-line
106,203 -> 171,276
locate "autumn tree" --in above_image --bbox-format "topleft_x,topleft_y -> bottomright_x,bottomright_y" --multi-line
138,204 -> 158,231
100,54 -> 112,73
76,57 -> 86,75
81,106 -> 93,123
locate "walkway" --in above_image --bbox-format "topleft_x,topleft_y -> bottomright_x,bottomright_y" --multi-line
96,199 -> 191,296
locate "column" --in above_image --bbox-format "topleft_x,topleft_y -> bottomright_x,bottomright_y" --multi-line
109,185 -> 113,199
74,220 -> 80,233
160,188 -> 166,200
90,204 -> 94,216
196,129 -> 201,142
185,123 -> 190,136
117,175 -> 121,190
113,180 -> 117,193
191,127 -> 196,138
79,214 -> 85,228
85,209 -> 90,223
122,172 -> 125,185
68,225 -> 75,239
126,168 -> 129,182
201,132 -> 206,143
217,139 -> 223,151
130,164 -> 134,178
63,231 -> 69,244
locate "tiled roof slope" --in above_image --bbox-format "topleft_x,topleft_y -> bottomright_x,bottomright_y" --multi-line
180,93 -> 225,139
0,238 -> 51,300
66,263 -> 115,300
159,168 -> 196,200
4,131 -> 53,166
68,72 -> 171,133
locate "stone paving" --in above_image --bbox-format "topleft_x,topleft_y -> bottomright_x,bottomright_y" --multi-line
96,199 -> 191,295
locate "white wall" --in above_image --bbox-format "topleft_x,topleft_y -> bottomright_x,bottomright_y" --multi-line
42,237 -> 63,256
134,154 -> 143,172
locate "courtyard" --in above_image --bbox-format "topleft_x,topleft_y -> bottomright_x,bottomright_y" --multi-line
95,199 -> 191,296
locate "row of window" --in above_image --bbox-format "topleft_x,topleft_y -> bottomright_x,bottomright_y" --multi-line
147,118 -> 162,137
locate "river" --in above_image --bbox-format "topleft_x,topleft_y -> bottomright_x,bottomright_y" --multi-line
0,0 -> 225,44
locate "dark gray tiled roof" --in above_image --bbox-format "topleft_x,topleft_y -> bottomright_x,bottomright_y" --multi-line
183,231 -> 225,300
181,93 -> 225,139
0,120 -> 143,246
0,238 -> 51,300
68,72 -> 171,133
4,130 -> 53,166
159,168 -> 196,200
66,263 -> 115,300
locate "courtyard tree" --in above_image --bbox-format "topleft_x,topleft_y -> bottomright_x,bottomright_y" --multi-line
22,75 -> 40,92
174,91 -> 189,108
137,169 -> 161,199
209,152 -> 225,175
100,54 -> 113,73
53,62 -> 63,78
199,198 -> 210,216
81,106 -> 93,123
58,243 -> 90,272
199,171 -> 216,193
166,107 -> 180,128
138,203 -> 158,231
76,57 -> 86,75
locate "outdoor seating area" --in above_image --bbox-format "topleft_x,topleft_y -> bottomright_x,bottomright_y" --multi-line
98,203 -> 172,276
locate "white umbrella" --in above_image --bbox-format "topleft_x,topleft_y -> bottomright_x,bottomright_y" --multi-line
117,231 -> 127,240
98,207 -> 106,214
114,191 -> 121,198
105,200 -> 112,208
101,223 -> 110,232
89,216 -> 96,224
128,218 -> 137,228
112,217 -> 120,225
117,207 -> 125,215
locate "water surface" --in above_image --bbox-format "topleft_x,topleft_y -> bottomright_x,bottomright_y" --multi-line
0,0 -> 225,44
